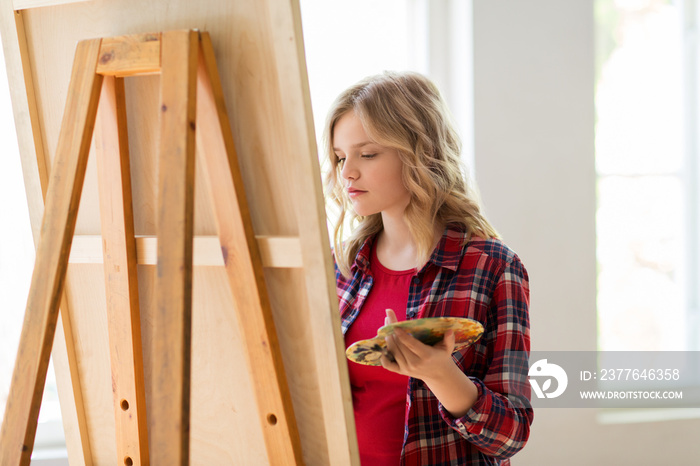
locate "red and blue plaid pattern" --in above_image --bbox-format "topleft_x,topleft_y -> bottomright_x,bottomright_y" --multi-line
336,226 -> 533,465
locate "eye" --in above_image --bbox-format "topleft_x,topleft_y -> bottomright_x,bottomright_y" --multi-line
361,153 -> 377,159
336,157 -> 346,165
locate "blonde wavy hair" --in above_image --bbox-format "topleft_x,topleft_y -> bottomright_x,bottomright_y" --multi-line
324,71 -> 498,277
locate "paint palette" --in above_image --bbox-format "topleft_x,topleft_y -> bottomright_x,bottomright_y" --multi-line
345,316 -> 484,366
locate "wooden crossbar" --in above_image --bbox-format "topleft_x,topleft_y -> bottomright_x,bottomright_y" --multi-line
66,235 -> 305,268
96,32 -> 161,77
0,30 -> 304,466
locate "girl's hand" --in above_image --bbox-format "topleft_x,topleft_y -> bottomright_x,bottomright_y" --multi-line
380,309 -> 479,417
380,309 -> 457,382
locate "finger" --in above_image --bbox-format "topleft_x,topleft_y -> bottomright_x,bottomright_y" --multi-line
380,352 -> 400,372
385,334 -> 408,369
391,328 -> 426,356
385,309 -> 398,325
440,329 -> 456,353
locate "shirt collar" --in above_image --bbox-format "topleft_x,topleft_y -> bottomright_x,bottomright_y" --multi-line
422,225 -> 467,273
350,235 -> 375,273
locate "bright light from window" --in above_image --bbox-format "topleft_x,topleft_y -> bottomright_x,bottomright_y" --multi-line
595,0 -> 689,351
300,0 -> 414,145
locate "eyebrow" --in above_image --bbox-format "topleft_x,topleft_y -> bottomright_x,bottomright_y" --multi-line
332,141 -> 375,151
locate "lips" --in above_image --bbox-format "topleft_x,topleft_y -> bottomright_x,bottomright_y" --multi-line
347,188 -> 367,197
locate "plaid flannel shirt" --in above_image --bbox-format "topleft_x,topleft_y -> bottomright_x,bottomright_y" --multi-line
336,226 -> 533,465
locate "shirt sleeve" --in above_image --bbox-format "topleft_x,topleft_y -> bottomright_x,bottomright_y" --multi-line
437,254 -> 533,459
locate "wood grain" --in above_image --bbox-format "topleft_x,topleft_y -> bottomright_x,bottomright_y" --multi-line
53,302 -> 94,465
0,8 -> 95,464
0,6 -> 48,234
13,0 -> 89,10
1,1 -> 358,464
195,31 -> 304,465
95,75 -> 149,465
62,264 -> 116,461
68,235 -> 304,268
151,29 -> 198,465
96,33 -> 161,77
264,1 -> 359,463
0,38 -> 103,465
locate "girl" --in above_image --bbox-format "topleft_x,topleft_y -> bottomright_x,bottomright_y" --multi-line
325,71 -> 532,465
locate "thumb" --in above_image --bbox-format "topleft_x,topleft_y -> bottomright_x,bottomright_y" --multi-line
385,309 -> 398,326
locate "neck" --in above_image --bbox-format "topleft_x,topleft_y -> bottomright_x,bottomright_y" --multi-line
375,213 -> 416,271
379,212 -> 412,248
375,212 -> 443,271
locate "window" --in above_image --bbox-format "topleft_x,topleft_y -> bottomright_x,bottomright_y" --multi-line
595,0 -> 699,352
300,0 -> 412,137
300,0 -> 473,164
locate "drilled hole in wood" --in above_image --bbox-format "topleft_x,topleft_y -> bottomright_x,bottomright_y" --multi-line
124,457 -> 133,466
267,413 -> 278,425
120,399 -> 129,411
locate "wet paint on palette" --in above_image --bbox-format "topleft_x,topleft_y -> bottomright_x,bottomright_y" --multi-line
346,317 -> 484,366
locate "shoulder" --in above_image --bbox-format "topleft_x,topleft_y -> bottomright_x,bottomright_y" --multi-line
465,236 -> 520,264
438,227 -> 521,269
460,236 -> 529,282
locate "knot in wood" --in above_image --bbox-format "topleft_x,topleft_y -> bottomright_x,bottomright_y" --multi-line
99,50 -> 115,65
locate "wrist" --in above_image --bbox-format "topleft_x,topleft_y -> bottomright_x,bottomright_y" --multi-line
422,362 -> 478,418
421,357 -> 461,387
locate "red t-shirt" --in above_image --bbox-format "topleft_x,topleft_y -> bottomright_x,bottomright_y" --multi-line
345,245 -> 414,465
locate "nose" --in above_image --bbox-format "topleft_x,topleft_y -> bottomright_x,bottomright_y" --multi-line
340,156 -> 358,181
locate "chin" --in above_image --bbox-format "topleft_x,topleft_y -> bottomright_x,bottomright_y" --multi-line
351,207 -> 379,218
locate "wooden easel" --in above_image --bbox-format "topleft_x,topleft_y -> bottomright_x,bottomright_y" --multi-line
0,30 -> 303,465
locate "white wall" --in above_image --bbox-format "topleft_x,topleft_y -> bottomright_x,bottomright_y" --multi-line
472,1 -> 700,464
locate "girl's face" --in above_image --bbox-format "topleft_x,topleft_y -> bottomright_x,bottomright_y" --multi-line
332,111 -> 411,218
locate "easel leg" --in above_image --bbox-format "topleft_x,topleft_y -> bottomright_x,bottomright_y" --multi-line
150,30 -> 198,466
195,32 -> 305,465
55,303 -> 94,465
95,75 -> 149,466
0,39 -> 103,465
